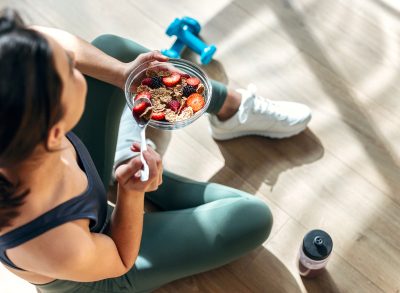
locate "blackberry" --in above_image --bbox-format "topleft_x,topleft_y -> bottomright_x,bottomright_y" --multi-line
183,85 -> 197,97
150,76 -> 163,89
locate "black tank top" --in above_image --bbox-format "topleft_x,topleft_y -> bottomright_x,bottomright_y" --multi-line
0,132 -> 108,270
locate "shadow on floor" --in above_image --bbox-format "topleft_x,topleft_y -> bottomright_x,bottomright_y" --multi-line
210,129 -> 324,192
155,246 -> 303,293
181,45 -> 229,84
301,270 -> 341,293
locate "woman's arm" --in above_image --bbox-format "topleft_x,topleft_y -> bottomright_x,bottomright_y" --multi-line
8,146 -> 162,281
32,26 -> 167,89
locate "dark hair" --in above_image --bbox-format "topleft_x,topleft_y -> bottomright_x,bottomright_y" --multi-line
0,8 -> 64,231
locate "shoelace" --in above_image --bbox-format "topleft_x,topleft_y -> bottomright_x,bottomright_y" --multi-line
245,84 -> 287,120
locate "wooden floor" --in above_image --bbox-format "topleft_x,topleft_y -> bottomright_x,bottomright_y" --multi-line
1,0 -> 400,292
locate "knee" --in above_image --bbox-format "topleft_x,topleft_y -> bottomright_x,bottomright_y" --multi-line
237,197 -> 273,245
218,196 -> 273,252
91,34 -> 121,49
92,33 -> 117,43
90,34 -> 149,62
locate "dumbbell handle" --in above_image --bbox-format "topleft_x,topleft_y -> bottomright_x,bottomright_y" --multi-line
162,39 -> 185,58
179,27 -> 207,54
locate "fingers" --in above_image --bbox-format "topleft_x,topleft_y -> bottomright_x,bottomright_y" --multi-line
143,150 -> 161,190
123,142 -> 163,191
143,151 -> 157,176
126,51 -> 169,93
148,147 -> 163,186
158,163 -> 163,186
138,51 -> 168,63
146,147 -> 162,168
115,156 -> 143,185
152,51 -> 169,62
130,142 -> 141,152
143,147 -> 163,189
130,142 -> 156,153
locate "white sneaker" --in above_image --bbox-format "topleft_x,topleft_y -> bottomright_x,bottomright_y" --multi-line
209,84 -> 312,140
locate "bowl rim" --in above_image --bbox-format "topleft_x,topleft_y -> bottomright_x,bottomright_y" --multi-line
124,58 -> 212,130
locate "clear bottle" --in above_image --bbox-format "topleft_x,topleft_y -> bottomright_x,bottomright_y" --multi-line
298,229 -> 333,278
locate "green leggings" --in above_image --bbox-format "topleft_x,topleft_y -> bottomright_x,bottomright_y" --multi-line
36,35 -> 272,293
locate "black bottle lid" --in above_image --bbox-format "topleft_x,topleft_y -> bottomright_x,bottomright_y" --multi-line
302,229 -> 333,261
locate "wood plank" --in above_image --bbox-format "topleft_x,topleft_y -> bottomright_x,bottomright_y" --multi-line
22,0 -> 169,48
155,266 -> 253,293
234,0 -> 400,119
265,219 -> 384,293
268,53 -> 400,203
0,0 -> 399,292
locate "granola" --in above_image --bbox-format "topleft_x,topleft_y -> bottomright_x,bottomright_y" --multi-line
196,83 -> 205,95
132,70 -> 206,123
176,106 -> 194,121
164,109 -> 178,122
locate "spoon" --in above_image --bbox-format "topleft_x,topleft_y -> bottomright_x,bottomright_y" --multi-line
131,97 -> 153,181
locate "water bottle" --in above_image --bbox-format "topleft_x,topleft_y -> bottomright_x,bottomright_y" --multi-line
298,229 -> 333,278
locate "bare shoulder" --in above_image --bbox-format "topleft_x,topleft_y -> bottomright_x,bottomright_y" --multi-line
6,217 -> 127,282
6,218 -> 92,272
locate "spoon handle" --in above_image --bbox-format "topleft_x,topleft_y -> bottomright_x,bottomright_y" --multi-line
140,128 -> 149,181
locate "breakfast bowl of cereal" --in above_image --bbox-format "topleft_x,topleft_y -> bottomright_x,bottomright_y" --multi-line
124,58 -> 212,130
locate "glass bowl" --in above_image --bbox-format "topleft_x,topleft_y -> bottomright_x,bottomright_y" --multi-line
124,58 -> 212,130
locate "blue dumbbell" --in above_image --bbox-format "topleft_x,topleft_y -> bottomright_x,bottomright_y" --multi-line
161,17 -> 217,65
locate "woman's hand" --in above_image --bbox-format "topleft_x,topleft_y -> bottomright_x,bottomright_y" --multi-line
114,143 -> 163,193
119,51 -> 168,89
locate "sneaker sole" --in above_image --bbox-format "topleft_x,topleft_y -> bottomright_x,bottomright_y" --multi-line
210,124 -> 308,141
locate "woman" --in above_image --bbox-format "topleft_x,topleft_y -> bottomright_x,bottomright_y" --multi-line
0,8 -> 282,292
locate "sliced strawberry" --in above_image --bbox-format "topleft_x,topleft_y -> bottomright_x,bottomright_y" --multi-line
162,72 -> 181,87
132,101 -> 148,113
186,77 -> 200,87
141,77 -> 152,86
187,93 -> 205,112
180,73 -> 190,79
151,112 -> 166,121
134,91 -> 151,101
